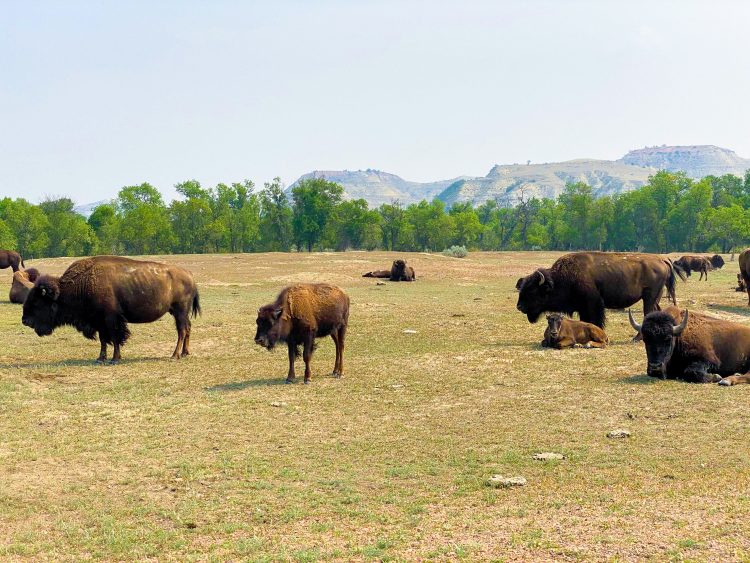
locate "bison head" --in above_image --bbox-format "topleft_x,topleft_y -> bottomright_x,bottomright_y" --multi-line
22,276 -> 62,336
516,269 -> 554,323
629,309 -> 688,379
254,304 -> 287,350
546,313 -> 564,339
710,255 -> 725,269
392,259 -> 407,274
25,268 -> 40,283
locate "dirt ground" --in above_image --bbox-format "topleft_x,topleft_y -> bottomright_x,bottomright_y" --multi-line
1,251 -> 749,561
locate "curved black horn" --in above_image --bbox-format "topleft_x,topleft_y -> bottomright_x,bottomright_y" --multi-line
672,309 -> 689,336
628,309 -> 642,333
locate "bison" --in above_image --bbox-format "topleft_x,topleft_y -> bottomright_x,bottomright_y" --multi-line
740,249 -> 750,305
541,313 -> 608,349
674,255 -> 713,280
22,256 -> 200,363
254,283 -> 349,384
629,306 -> 750,385
363,260 -> 416,281
0,250 -> 24,272
736,273 -> 747,293
516,252 -> 685,328
710,254 -> 725,269
9,268 -> 40,304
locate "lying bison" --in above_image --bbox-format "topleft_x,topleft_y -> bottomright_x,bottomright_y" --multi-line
0,250 -> 24,272
363,259 -> 416,281
516,252 -> 685,328
674,255 -> 712,280
255,283 -> 349,384
22,256 -> 200,363
541,313 -> 608,349
629,306 -> 750,385
9,268 -> 40,304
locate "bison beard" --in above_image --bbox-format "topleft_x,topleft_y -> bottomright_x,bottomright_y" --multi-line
516,252 -> 685,328
21,256 -> 200,363
254,283 -> 349,384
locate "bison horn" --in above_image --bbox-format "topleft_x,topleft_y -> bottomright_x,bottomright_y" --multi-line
537,271 -> 545,286
627,309 -> 642,333
672,309 -> 689,336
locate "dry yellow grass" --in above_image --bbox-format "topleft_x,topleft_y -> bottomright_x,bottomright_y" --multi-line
1,251 -> 749,561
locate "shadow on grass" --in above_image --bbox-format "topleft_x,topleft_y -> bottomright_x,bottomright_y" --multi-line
707,303 -> 750,318
205,377 -> 291,392
616,374 -> 659,385
0,357 -> 165,370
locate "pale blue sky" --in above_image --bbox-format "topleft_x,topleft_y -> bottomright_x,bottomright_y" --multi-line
2,0 -> 749,204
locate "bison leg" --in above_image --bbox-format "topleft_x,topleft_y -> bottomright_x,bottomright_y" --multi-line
302,334 -> 315,384
331,325 -> 346,377
97,335 -> 108,364
683,362 -> 720,383
553,337 -> 576,349
171,313 -> 188,360
111,342 -> 122,364
286,341 -> 297,383
719,373 -> 750,386
586,339 -> 607,349
181,322 -> 191,357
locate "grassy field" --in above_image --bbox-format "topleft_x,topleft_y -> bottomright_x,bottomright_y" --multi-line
1,251 -> 750,561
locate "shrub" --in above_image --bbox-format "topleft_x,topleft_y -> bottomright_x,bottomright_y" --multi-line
442,245 -> 468,258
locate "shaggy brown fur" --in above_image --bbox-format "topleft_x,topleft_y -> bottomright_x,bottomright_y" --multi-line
674,255 -> 713,281
255,283 -> 349,384
541,313 -> 608,349
362,260 -> 416,281
22,256 -> 200,363
9,270 -> 34,304
0,250 -> 24,272
630,306 -> 750,385
516,252 -> 685,328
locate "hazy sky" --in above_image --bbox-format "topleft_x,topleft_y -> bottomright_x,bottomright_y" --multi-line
2,0 -> 750,204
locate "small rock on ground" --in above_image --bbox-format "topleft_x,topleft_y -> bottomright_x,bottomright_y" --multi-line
533,452 -> 565,461
402,329 -> 418,334
270,401 -> 287,408
486,475 -> 527,488
607,429 -> 631,438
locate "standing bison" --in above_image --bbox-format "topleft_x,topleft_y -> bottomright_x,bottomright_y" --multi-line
0,250 -> 24,272
9,268 -> 40,304
22,256 -> 200,363
629,306 -> 750,385
516,252 -> 685,328
674,255 -> 713,280
255,283 -> 349,384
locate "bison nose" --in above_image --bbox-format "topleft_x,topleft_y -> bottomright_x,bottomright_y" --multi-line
22,317 -> 30,327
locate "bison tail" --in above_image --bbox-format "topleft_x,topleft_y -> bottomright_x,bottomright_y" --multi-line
191,292 -> 202,318
664,260 -> 684,306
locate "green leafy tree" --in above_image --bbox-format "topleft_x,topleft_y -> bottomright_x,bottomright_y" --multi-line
116,183 -> 175,254
326,199 -> 381,250
39,198 -> 96,257
259,178 -> 293,251
291,178 -> 343,251
88,203 -> 121,254
0,198 -> 50,258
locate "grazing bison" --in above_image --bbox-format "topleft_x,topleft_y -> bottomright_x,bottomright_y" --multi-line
363,260 -> 416,281
516,252 -> 685,328
255,283 -> 349,384
674,255 -> 713,280
9,268 -> 40,304
22,256 -> 200,363
710,254 -> 725,269
629,306 -> 750,385
541,313 -> 608,349
0,250 -> 24,272
740,249 -> 750,305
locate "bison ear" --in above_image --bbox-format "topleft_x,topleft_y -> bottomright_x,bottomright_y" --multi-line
273,307 -> 283,320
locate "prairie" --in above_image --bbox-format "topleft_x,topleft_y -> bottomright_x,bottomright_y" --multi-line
0,251 -> 749,561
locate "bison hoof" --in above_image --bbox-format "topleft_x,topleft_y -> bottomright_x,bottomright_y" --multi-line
96,358 -> 106,365
304,379 -> 310,385
285,378 -> 295,384
332,371 -> 342,378
718,378 -> 732,386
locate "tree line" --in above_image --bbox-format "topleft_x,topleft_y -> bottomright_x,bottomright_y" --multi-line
2,170 -> 750,258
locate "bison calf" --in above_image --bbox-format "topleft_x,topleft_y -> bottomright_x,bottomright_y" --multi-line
9,268 -> 40,304
22,256 -> 200,363
541,313 -> 608,349
255,283 -> 349,384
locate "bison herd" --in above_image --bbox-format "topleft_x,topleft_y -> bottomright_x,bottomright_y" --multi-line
5,249 -> 750,386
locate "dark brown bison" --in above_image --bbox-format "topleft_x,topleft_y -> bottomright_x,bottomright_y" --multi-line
516,252 -> 685,328
541,313 -> 608,349
629,306 -> 750,385
363,260 -> 416,281
9,268 -> 40,304
674,255 -> 712,280
255,283 -> 349,384
22,256 -> 200,363
740,249 -> 750,305
0,250 -> 24,272
710,254 -> 725,269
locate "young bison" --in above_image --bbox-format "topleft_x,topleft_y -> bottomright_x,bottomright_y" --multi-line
736,273 -> 747,293
9,268 -> 40,304
541,313 -> 609,349
255,283 -> 349,384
